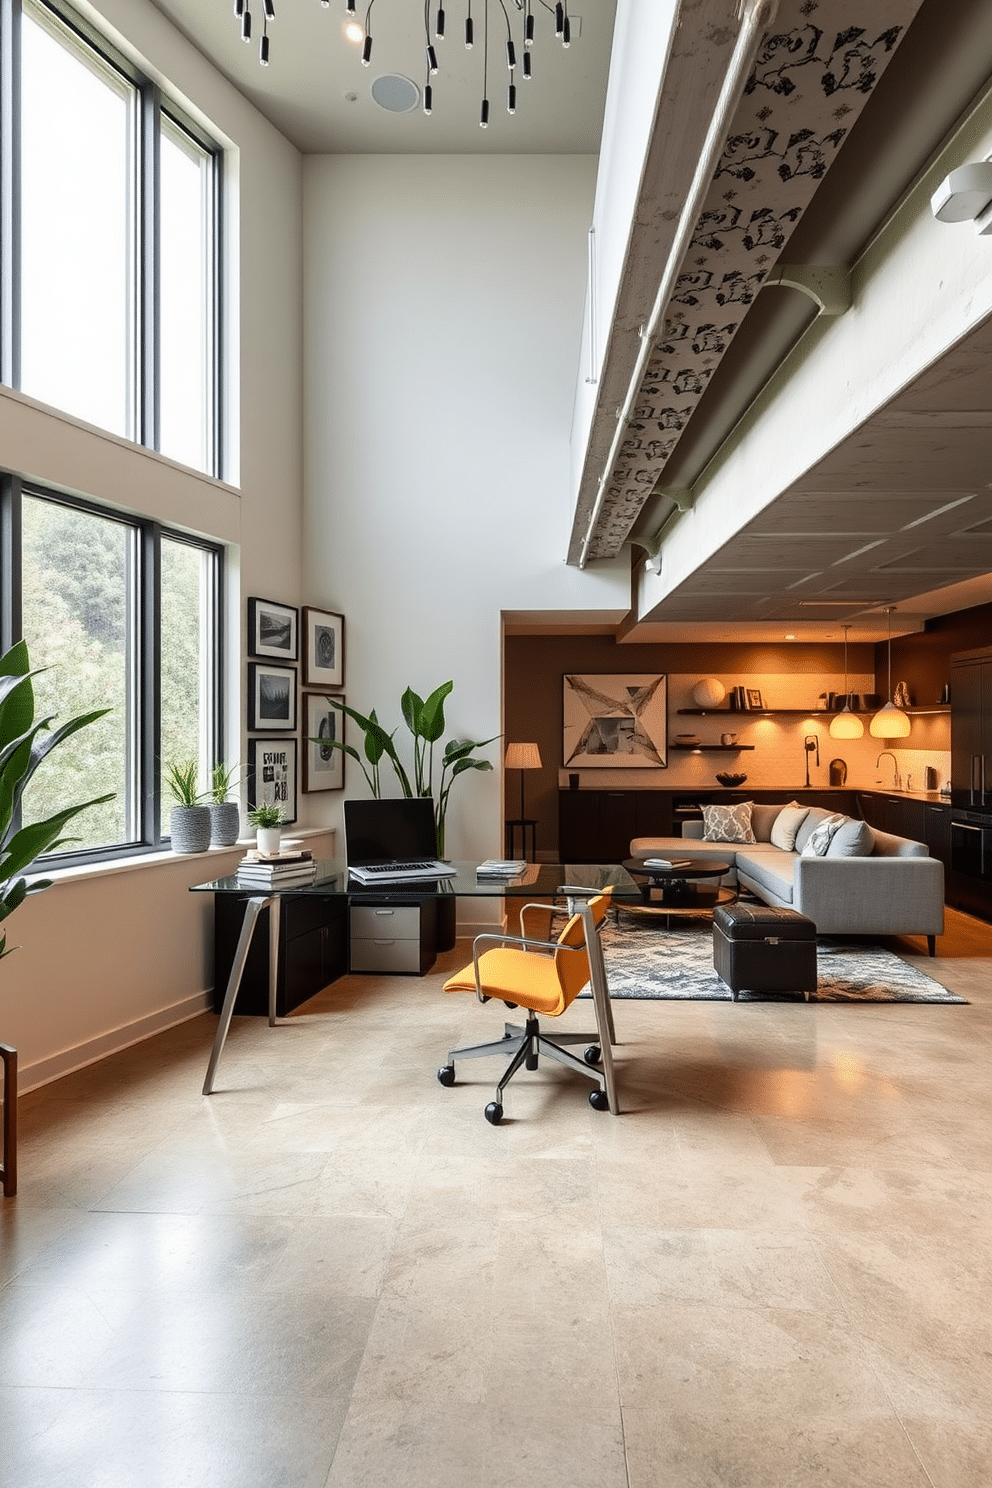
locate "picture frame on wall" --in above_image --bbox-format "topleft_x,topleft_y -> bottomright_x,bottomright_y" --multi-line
248,597 -> 298,661
302,606 -> 344,689
248,662 -> 297,731
303,693 -> 345,793
247,738 -> 298,825
562,673 -> 668,769
747,688 -> 764,710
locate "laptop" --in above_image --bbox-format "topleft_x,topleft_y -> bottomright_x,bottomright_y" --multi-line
344,797 -> 453,882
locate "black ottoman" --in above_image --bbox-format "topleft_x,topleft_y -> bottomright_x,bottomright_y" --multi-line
712,902 -> 817,1001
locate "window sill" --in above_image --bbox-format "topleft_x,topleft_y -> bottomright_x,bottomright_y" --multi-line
30,827 -> 336,887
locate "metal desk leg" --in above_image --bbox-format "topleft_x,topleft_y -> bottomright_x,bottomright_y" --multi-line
268,896 -> 281,1027
578,900 -> 620,1115
0,1043 -> 16,1197
203,896 -> 273,1096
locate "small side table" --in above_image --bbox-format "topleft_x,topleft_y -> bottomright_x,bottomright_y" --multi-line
505,818 -> 537,861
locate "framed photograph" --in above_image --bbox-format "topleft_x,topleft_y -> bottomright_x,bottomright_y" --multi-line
302,607 -> 344,689
563,674 -> 668,769
247,738 -> 298,825
248,662 -> 297,731
248,597 -> 298,661
747,689 -> 764,710
303,692 -> 345,793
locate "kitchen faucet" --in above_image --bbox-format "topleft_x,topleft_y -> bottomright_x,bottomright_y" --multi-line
876,750 -> 901,789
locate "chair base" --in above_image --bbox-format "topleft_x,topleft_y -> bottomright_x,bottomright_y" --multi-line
439,1013 -> 608,1121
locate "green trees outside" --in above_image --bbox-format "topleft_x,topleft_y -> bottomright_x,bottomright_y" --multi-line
19,496 -> 211,852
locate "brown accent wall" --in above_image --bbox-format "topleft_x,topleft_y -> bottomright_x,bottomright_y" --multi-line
874,602 -> 992,707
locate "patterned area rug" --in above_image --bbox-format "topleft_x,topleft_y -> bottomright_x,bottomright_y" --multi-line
590,920 -> 966,1003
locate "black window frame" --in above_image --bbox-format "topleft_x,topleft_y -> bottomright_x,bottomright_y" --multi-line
0,0 -> 224,477
0,474 -> 226,867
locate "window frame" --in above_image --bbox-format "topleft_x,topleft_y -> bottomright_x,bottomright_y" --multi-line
0,0 -> 224,476
1,475 -> 226,868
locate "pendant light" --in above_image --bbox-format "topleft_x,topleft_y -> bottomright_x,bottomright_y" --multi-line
869,606 -> 912,738
829,625 -> 863,738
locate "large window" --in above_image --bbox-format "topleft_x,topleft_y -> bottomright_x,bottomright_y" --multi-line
3,0 -> 222,476
7,480 -> 223,864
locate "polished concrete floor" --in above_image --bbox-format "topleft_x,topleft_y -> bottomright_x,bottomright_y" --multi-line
2,910 -> 991,1487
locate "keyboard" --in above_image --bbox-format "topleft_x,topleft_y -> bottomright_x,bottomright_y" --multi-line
348,860 -> 453,883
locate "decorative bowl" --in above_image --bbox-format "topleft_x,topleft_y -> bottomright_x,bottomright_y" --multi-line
715,771 -> 747,787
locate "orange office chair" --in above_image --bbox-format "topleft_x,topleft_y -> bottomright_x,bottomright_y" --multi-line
437,892 -> 618,1124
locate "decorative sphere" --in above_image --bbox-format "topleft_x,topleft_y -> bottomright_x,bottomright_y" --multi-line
692,677 -> 726,708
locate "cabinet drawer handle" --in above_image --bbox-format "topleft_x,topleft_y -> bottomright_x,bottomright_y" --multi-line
374,909 -> 395,916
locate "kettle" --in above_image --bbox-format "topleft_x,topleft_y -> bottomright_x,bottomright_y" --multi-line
829,758 -> 847,787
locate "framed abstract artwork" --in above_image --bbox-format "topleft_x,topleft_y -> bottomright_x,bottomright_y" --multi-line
302,692 -> 345,793
247,662 -> 297,731
247,738 -> 298,825
302,607 -> 344,689
562,674 -> 668,769
247,596 -> 298,661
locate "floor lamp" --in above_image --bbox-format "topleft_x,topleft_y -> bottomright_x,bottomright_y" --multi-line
504,742 -> 542,859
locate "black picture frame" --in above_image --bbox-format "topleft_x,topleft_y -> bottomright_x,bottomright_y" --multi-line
248,597 -> 299,661
302,607 -> 345,689
303,693 -> 345,793
247,738 -> 298,825
248,662 -> 297,731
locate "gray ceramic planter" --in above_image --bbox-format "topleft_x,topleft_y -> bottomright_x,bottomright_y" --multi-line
170,805 -> 212,853
209,801 -> 241,848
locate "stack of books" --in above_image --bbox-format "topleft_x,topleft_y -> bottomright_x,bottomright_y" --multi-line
235,848 -> 317,889
476,858 -> 527,879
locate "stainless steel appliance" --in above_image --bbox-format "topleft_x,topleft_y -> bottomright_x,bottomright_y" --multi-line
950,810 -> 992,883
951,648 -> 992,809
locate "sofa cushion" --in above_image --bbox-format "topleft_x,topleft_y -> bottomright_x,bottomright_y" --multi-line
736,848 -> 795,904
801,813 -> 846,857
701,801 -> 756,844
750,803 -> 781,842
769,802 -> 809,851
794,806 -> 832,854
827,817 -> 875,858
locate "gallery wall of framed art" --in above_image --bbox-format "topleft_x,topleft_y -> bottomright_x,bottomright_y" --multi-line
246,598 -> 346,808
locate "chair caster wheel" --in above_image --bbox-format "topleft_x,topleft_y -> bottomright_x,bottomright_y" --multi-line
583,1046 -> 601,1065
484,1101 -> 504,1125
437,1065 -> 455,1087
588,1089 -> 609,1112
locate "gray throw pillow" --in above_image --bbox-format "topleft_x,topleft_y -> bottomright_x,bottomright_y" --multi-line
801,813 -> 846,857
701,801 -> 756,844
769,802 -> 809,852
793,806 -> 832,854
827,817 -> 875,857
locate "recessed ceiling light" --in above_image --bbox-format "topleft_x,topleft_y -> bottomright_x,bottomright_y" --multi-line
344,20 -> 364,43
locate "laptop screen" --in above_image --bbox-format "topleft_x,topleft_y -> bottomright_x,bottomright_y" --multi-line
344,797 -> 438,864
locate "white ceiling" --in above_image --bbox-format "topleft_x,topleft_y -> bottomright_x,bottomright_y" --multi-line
149,0 -> 618,153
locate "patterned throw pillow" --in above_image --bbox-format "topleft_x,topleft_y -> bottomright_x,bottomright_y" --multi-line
701,802 -> 756,844
801,813 -> 846,857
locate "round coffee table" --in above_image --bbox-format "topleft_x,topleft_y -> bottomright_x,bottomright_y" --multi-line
621,856 -> 736,922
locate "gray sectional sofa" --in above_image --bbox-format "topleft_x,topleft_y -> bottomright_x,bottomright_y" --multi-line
631,800 -> 945,954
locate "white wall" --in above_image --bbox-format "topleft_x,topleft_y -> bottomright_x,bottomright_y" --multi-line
302,154 -> 630,888
3,0 -> 306,1089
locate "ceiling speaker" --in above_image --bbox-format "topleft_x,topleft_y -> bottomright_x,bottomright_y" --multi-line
370,74 -> 420,114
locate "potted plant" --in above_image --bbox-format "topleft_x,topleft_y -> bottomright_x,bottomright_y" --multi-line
208,761 -> 241,848
248,801 -> 283,856
319,682 -> 495,857
165,760 -> 211,853
1,640 -> 114,961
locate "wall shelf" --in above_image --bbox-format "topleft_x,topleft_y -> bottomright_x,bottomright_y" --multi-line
676,705 -> 950,717
669,744 -> 756,752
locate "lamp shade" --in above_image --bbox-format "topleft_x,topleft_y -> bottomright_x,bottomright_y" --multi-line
504,742 -> 542,770
692,677 -> 726,708
869,702 -> 912,738
829,709 -> 864,739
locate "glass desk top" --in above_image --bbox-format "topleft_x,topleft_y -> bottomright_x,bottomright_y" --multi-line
190,859 -> 642,901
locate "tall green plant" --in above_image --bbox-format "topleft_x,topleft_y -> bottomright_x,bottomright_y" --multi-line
320,683 -> 495,856
0,641 -> 113,961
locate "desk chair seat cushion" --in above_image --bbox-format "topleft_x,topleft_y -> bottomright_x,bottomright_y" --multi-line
443,899 -> 607,1015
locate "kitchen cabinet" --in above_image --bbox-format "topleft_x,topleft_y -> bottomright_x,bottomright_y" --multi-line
951,649 -> 992,809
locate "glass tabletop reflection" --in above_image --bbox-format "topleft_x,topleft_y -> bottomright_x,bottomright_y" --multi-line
190,859 -> 643,901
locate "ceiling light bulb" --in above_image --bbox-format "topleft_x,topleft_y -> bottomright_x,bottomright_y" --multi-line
344,20 -> 364,41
